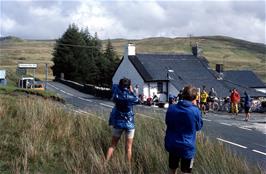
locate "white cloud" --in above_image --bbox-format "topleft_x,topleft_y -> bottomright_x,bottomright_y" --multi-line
0,0 -> 265,43
1,17 -> 16,31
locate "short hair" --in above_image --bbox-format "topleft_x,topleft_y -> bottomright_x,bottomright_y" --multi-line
182,85 -> 197,101
119,77 -> 131,89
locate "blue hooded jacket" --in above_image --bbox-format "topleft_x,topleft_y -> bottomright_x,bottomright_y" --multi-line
109,84 -> 139,130
244,93 -> 252,108
164,100 -> 203,159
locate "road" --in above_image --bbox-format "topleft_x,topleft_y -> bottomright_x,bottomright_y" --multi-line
47,81 -> 266,170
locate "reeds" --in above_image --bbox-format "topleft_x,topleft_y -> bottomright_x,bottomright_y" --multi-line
0,95 -> 263,173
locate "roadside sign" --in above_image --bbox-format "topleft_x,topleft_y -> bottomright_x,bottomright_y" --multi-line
18,64 -> 37,69
16,68 -> 27,75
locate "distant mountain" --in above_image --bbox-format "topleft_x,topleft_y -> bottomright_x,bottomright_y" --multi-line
0,36 -> 24,42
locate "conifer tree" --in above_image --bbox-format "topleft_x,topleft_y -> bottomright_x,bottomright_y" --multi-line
52,24 -> 120,86
104,39 -> 120,86
52,24 -> 88,83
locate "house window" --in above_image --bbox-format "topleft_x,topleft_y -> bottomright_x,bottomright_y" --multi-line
157,82 -> 163,93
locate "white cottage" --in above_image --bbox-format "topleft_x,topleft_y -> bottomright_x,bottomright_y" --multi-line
113,44 -> 180,102
113,44 -> 266,102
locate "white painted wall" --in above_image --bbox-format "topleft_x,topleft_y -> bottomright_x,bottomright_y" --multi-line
169,83 -> 179,96
112,56 -> 145,94
112,44 -> 145,96
113,44 -> 180,103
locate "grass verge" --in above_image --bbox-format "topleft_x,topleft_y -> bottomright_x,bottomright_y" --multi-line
0,95 -> 263,173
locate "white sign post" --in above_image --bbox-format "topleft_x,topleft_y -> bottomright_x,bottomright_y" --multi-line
18,64 -> 37,69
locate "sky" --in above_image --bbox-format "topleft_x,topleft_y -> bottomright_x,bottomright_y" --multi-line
0,0 -> 265,43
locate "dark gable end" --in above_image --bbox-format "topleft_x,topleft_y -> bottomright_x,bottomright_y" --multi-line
128,55 -> 153,81
111,56 -> 124,79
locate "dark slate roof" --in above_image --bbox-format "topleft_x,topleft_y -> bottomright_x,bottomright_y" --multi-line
223,70 -> 266,88
128,55 -> 153,81
222,80 -> 266,97
128,53 -> 266,97
129,54 -> 227,97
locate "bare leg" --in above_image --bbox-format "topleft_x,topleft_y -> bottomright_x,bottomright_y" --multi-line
125,138 -> 134,162
247,112 -> 250,121
168,168 -> 176,174
106,136 -> 120,161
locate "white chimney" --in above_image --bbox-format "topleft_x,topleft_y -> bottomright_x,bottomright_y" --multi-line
125,43 -> 135,56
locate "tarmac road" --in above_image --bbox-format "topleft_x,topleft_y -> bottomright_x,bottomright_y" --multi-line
47,81 -> 266,171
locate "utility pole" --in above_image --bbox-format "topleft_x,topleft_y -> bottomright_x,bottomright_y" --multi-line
45,63 -> 48,90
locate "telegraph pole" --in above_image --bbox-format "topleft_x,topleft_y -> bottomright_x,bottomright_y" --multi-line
45,63 -> 48,90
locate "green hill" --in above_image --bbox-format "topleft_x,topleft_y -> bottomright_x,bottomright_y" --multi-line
1,35 -> 265,83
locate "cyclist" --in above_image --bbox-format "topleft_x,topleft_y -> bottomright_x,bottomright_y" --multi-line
230,88 -> 240,118
200,88 -> 208,114
208,87 -> 217,111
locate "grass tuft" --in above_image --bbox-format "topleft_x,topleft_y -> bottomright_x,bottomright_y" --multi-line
0,94 -> 263,173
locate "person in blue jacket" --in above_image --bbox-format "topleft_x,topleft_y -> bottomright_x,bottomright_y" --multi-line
106,78 -> 139,163
165,85 -> 203,174
244,91 -> 252,121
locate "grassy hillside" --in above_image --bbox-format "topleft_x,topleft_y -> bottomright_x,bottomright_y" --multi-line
0,38 -> 55,83
1,36 -> 265,83
0,94 -> 263,173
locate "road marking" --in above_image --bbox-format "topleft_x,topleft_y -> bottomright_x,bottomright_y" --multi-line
203,118 -> 212,122
238,127 -> 252,131
100,103 -> 113,108
73,110 -> 105,121
136,113 -> 156,119
60,89 -> 66,93
78,97 -> 92,102
47,83 -> 59,90
66,92 -> 74,96
220,122 -> 232,126
252,150 -> 266,156
217,138 -> 247,149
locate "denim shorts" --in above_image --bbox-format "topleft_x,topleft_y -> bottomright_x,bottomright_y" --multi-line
112,128 -> 135,139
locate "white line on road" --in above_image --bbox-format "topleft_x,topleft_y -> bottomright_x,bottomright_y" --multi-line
220,122 -> 232,126
217,138 -> 247,149
73,110 -> 105,121
60,89 -> 66,93
47,83 -> 59,90
136,113 -> 156,119
78,97 -> 92,102
66,92 -> 74,96
252,150 -> 266,156
202,118 -> 212,122
238,127 -> 252,131
100,103 -> 113,108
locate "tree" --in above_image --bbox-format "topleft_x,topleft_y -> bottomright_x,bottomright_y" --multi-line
80,28 -> 98,84
52,24 -> 119,86
52,24 -> 96,84
52,24 -> 87,82
103,39 -> 120,86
